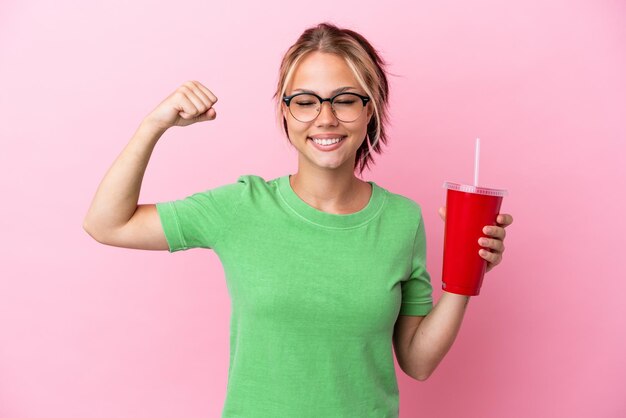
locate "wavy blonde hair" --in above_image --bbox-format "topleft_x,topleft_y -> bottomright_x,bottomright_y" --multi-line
272,22 -> 392,175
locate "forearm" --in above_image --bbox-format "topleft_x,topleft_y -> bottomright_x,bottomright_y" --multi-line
409,291 -> 471,380
83,119 -> 166,238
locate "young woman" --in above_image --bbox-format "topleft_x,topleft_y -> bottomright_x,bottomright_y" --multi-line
84,22 -> 513,418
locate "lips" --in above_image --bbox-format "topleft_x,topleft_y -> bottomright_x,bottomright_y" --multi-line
307,136 -> 347,151
307,136 -> 346,142
308,134 -> 347,139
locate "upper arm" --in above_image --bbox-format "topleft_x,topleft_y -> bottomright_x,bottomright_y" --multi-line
88,177 -> 249,252
393,314 -> 426,379
93,204 -> 169,251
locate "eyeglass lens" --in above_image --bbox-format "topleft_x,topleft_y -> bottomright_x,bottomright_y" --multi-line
289,93 -> 364,122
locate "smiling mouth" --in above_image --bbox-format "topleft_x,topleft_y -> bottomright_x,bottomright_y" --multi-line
307,136 -> 347,146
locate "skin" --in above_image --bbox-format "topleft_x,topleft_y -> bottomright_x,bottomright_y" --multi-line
281,51 -> 375,214
393,210 -> 513,381
282,51 -> 515,381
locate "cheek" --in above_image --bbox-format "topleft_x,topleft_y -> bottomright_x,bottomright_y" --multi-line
283,118 -> 307,142
284,117 -> 307,135
282,108 -> 299,131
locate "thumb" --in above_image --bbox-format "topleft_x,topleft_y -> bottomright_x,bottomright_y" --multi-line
195,107 -> 217,122
438,206 -> 446,222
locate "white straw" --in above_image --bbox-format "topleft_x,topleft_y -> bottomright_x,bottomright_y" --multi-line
474,137 -> 480,187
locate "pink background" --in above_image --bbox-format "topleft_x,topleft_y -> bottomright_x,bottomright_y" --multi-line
1,0 -> 625,417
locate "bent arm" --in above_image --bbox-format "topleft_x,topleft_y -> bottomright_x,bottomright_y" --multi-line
406,291 -> 471,380
82,120 -> 166,242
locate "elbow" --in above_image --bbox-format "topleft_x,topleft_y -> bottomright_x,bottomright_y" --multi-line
415,371 -> 431,381
82,221 -> 105,244
82,217 -> 94,235
402,364 -> 432,382
83,227 -> 99,243
82,220 -> 96,239
397,349 -> 433,381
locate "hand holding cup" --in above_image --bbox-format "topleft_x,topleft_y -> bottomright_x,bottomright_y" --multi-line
439,207 -> 513,273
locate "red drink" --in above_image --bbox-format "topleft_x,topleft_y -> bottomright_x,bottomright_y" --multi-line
441,182 -> 508,296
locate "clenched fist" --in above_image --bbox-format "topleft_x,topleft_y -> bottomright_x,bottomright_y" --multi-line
144,80 -> 218,131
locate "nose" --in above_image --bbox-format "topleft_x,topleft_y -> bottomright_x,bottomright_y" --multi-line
315,100 -> 338,125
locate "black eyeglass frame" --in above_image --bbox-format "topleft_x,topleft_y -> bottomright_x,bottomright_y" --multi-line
282,92 -> 371,122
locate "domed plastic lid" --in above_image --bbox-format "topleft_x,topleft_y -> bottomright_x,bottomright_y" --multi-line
443,181 -> 508,197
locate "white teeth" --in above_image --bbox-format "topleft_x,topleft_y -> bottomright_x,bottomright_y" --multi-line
311,137 -> 343,145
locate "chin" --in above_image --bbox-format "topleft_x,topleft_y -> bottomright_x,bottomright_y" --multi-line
315,156 -> 355,170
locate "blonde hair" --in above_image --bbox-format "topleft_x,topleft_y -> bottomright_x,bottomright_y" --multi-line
272,22 -> 392,175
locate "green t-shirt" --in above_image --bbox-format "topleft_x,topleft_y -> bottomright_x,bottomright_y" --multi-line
155,174 -> 433,418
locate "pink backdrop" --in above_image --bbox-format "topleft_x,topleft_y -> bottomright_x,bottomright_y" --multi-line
1,0 -> 625,417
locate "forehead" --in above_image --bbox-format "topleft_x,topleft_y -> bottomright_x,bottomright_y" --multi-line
287,51 -> 361,95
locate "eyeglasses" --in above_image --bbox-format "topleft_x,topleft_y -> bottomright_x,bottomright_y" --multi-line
282,92 -> 371,123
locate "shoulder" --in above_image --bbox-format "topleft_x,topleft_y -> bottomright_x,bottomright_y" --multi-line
234,174 -> 277,192
375,182 -> 424,220
232,174 -> 288,202
186,175 -> 265,205
236,174 -> 265,184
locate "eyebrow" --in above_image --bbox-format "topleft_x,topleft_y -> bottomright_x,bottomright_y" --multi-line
292,86 -> 357,95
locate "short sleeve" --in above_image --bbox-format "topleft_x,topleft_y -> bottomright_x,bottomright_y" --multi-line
399,208 -> 434,316
155,178 -> 246,253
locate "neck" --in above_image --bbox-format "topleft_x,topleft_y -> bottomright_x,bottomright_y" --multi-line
289,166 -> 369,214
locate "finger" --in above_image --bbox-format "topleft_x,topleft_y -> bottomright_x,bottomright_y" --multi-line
478,237 -> 504,253
483,225 -> 506,240
175,92 -> 200,118
180,85 -> 208,114
198,83 -> 217,104
497,214 -> 514,226
201,107 -> 217,121
183,80 -> 212,108
191,108 -> 217,122
479,249 -> 501,265
195,82 -> 218,104
438,207 -> 446,221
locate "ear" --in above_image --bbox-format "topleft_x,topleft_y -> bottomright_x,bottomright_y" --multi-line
281,102 -> 289,120
366,103 -> 374,124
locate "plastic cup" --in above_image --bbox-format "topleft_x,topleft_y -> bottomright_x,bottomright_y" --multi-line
441,182 -> 508,296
